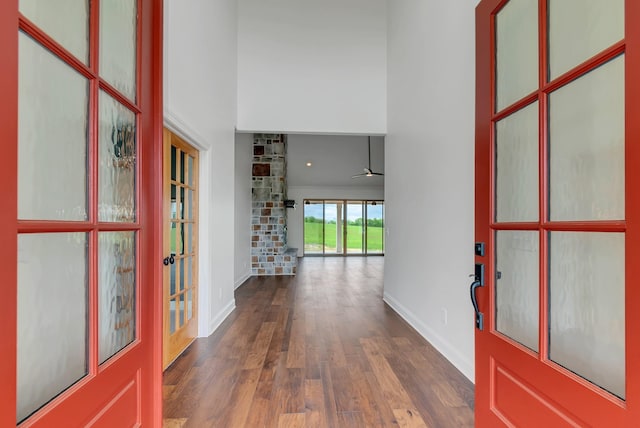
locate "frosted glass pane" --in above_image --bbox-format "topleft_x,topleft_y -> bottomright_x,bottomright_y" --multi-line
100,0 -> 137,100
495,231 -> 539,352
188,156 -> 194,187
99,232 -> 136,364
549,0 -> 624,80
20,0 -> 89,63
17,233 -> 87,423
18,33 -> 88,221
187,289 -> 193,320
99,91 -> 137,222
549,232 -> 625,399
496,0 -> 538,111
549,57 -> 624,221
495,102 -> 539,222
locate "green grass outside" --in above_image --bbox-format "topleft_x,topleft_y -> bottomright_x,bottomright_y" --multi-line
304,221 -> 383,253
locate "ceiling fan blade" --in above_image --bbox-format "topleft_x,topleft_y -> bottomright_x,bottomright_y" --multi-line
370,172 -> 384,176
351,173 -> 367,179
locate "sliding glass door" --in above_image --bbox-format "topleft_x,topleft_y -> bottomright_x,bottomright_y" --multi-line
303,200 -> 384,256
346,202 -> 364,254
366,201 -> 384,254
303,201 -> 323,254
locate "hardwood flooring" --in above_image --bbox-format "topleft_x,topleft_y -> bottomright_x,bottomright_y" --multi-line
163,257 -> 475,427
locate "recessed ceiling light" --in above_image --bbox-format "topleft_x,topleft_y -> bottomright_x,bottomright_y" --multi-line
306,162 -> 312,167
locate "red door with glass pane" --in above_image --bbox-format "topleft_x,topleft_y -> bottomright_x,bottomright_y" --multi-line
0,0 -> 162,426
475,0 -> 640,426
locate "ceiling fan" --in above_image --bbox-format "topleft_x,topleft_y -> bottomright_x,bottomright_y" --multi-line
352,136 -> 384,179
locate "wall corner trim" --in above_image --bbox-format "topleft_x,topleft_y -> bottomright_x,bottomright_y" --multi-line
383,292 -> 475,383
206,299 -> 236,337
164,109 -> 212,151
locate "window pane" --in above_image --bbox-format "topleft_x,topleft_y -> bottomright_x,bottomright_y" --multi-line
17,233 -> 88,423
99,231 -> 136,364
18,33 -> 88,221
496,0 -> 538,111
20,0 -> 89,63
366,202 -> 384,254
171,184 -> 180,220
170,298 -> 177,334
549,232 -> 625,399
187,189 -> 194,221
549,0 -> 624,80
170,259 -> 176,295
495,102 -> 539,222
304,202 -> 324,254
179,257 -> 185,291
179,293 -> 185,328
549,57 -> 624,221
100,0 -> 137,100
346,202 -> 364,254
495,231 -> 539,352
98,90 -> 137,222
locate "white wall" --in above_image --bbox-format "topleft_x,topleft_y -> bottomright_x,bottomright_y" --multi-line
287,186 -> 384,257
237,0 -> 387,134
384,0 -> 478,381
234,133 -> 253,288
164,0 -> 238,336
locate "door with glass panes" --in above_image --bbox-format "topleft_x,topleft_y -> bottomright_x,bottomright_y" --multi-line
475,0 -> 640,426
1,0 -> 163,426
163,128 -> 199,369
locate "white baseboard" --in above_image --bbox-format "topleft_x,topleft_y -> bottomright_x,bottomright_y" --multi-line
383,292 -> 474,382
206,299 -> 236,337
234,272 -> 251,290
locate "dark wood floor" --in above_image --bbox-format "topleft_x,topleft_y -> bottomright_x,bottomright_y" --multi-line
163,257 -> 475,428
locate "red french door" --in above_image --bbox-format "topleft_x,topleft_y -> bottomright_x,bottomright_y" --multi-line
475,0 -> 640,426
0,0 -> 163,426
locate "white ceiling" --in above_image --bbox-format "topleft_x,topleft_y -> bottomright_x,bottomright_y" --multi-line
286,134 -> 384,187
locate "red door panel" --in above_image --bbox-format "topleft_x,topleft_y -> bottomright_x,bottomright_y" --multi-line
475,0 -> 640,426
1,0 -> 163,426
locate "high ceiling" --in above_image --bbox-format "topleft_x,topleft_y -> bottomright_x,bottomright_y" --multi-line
286,134 -> 384,187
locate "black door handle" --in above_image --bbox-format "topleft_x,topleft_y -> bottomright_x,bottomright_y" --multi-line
470,263 -> 485,330
163,253 -> 176,266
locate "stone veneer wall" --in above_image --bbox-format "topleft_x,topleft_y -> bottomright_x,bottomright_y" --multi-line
251,134 -> 297,275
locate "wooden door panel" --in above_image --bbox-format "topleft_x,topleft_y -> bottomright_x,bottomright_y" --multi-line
163,128 -> 199,369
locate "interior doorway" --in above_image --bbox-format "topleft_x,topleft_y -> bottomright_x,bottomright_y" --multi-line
163,128 -> 200,369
